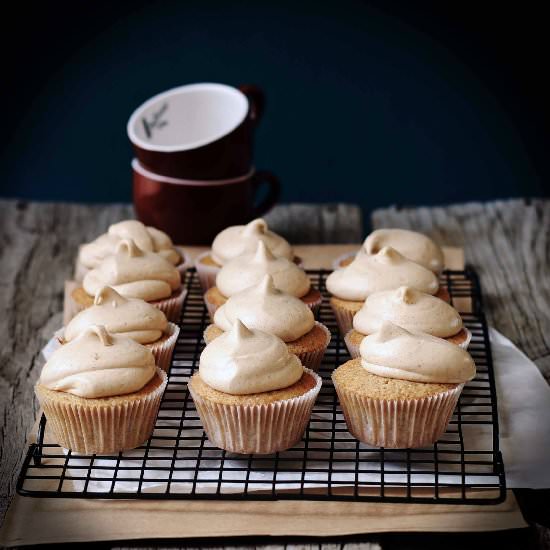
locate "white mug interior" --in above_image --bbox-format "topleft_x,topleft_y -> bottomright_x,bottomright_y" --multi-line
127,83 -> 249,152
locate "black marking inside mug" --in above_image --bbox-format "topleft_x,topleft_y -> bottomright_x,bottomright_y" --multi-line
142,102 -> 169,139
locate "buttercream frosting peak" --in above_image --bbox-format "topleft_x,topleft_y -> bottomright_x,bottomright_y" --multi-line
353,287 -> 462,338
199,319 -> 303,395
210,218 -> 293,265
360,321 -> 475,384
253,240 -> 276,263
65,286 -> 168,344
82,239 -> 181,302
326,246 -> 439,301
39,325 -> 157,398
242,218 -> 268,236
214,274 -> 314,342
363,228 -> 444,273
93,285 -> 128,307
215,243 -> 310,298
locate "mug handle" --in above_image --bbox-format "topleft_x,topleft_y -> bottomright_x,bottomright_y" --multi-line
238,84 -> 265,125
252,170 -> 281,217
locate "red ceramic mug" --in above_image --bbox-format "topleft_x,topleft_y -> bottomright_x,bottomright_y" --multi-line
132,159 -> 280,245
127,83 -> 263,179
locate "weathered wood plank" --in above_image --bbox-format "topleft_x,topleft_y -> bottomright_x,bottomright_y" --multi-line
372,198 -> 550,382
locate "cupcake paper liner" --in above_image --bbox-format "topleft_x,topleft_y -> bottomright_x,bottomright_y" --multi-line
343,329 -> 362,359
147,322 -> 180,372
305,292 -> 323,318
189,368 -> 322,454
150,287 -> 186,323
35,368 -> 168,455
174,246 -> 190,281
344,326 -> 472,359
195,251 -> 221,293
291,321 -> 331,371
333,378 -> 464,448
330,301 -> 356,338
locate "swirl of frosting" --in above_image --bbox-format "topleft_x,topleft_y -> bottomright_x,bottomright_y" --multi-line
39,325 -> 157,398
353,286 -> 462,337
199,319 -> 303,394
83,239 -> 181,301
326,246 -> 439,301
364,228 -> 444,273
216,241 -> 310,298
79,220 -> 181,269
360,322 -> 475,384
211,218 -> 293,265
64,286 -> 168,344
214,274 -> 315,342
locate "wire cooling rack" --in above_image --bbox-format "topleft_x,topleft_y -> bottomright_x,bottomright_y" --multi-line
17,268 -> 506,504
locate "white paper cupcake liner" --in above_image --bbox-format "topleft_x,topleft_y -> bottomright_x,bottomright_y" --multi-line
35,368 -> 168,455
291,322 -> 331,371
333,379 -> 464,448
151,287 -> 186,323
195,250 -> 221,293
147,322 -> 180,372
189,368 -> 322,454
331,250 -> 358,271
343,329 -> 362,359
330,301 -> 357,337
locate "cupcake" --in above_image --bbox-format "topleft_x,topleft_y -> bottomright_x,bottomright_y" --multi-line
333,228 -> 444,273
333,322 -> 476,448
204,274 -> 330,371
188,319 -> 322,454
195,218 -> 300,292
35,325 -> 167,455
204,241 -> 321,319
75,219 -> 187,281
63,286 -> 180,372
344,286 -> 471,358
69,239 -> 184,323
327,246 -> 445,336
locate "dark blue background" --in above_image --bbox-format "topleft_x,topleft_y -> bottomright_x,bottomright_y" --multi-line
2,1 -> 548,225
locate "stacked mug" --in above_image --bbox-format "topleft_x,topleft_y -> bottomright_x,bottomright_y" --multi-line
127,83 -> 280,244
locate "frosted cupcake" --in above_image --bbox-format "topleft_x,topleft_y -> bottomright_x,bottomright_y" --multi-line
344,286 -> 471,357
69,239 -> 184,323
189,319 -> 322,454
327,246 -> 445,336
35,325 -> 167,455
63,286 -> 180,372
195,218 -> 299,292
333,322 -> 475,448
333,228 -> 444,273
204,275 -> 330,371
204,241 -> 321,319
76,219 -> 186,281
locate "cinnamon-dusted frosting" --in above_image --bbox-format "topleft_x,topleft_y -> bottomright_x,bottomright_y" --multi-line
360,322 -> 475,384
326,246 -> 439,301
39,325 -> 157,398
216,241 -> 310,298
199,319 -> 303,395
354,286 -> 462,337
83,239 -> 181,302
65,286 -> 168,344
211,218 -> 293,265
79,220 -> 181,269
214,275 -> 315,342
364,228 -> 444,273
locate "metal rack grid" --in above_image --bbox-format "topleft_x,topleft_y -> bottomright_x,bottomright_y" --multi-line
17,268 -> 506,504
